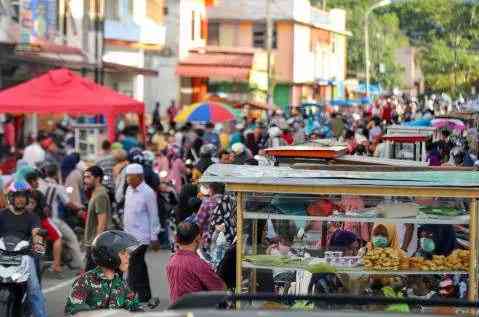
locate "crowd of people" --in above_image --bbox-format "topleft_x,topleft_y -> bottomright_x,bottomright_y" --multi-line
0,94 -> 477,316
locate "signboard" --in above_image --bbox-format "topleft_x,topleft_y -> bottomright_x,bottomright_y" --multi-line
19,0 -> 57,44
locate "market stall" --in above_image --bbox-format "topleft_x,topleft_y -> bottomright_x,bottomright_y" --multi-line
263,143 -> 429,168
381,134 -> 431,162
0,68 -> 145,142
200,164 -> 479,303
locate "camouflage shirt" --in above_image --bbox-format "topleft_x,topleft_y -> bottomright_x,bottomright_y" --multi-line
65,267 -> 139,315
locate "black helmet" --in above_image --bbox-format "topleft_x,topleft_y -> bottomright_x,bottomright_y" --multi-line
91,230 -> 139,270
128,147 -> 145,165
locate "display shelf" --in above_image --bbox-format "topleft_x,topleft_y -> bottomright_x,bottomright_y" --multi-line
244,212 -> 469,225
199,164 -> 479,301
242,261 -> 468,275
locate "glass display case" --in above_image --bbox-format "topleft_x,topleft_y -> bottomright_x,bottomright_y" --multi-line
72,123 -> 107,161
200,164 -> 479,303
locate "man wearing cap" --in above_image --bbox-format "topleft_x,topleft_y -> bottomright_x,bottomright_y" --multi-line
123,163 -> 161,303
41,137 -> 62,168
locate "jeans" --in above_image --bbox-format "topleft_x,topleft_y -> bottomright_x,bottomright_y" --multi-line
52,218 -> 83,268
27,256 -> 48,317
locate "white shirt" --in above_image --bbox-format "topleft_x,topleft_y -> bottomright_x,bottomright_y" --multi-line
23,143 -> 46,167
123,181 -> 160,245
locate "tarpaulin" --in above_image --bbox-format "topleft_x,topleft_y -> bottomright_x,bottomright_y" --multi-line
0,68 -> 145,142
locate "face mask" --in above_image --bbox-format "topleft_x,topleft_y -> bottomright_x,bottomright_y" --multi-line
372,235 -> 389,248
420,238 -> 435,253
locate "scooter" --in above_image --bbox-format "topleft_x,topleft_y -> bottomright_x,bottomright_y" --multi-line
0,235 -> 38,317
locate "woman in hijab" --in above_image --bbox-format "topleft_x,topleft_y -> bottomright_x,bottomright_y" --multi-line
370,223 -> 400,249
14,162 -> 34,183
167,145 -> 186,193
415,224 -> 456,259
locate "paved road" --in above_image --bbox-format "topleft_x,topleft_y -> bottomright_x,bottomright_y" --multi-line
43,250 -> 172,316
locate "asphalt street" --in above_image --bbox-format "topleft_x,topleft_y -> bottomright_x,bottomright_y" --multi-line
43,250 -> 172,316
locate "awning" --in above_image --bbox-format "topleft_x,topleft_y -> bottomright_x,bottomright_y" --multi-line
177,49 -> 253,80
103,62 -> 158,76
6,54 -> 158,76
176,65 -> 249,79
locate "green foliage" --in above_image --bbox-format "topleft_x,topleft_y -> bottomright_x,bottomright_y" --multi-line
326,0 -> 407,90
326,0 -> 479,95
392,0 -> 479,96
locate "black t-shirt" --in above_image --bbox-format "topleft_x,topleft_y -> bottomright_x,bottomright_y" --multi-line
0,209 -> 41,241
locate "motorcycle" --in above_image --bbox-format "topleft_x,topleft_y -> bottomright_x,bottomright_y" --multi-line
0,231 -> 47,317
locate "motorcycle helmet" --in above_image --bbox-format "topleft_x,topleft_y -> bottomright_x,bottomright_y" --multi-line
199,143 -> 216,157
91,230 -> 139,270
128,147 -> 145,165
7,181 -> 32,207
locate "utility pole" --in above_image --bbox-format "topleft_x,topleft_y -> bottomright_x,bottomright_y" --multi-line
365,10 -> 370,98
266,0 -> 273,106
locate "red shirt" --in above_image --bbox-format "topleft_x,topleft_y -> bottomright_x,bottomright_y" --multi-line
382,104 -> 392,122
166,249 -> 225,304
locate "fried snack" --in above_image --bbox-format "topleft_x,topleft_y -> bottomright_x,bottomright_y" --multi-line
409,250 -> 470,271
363,247 -> 405,271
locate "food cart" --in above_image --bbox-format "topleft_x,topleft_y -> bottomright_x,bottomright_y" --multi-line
381,134 -> 431,162
200,164 -> 479,302
263,145 -> 347,165
263,144 -> 429,168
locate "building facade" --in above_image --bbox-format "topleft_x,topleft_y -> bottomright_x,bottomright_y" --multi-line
200,0 -> 349,110
102,0 -> 165,112
155,0 -> 210,111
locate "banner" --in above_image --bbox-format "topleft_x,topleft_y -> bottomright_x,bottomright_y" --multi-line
19,0 -> 57,44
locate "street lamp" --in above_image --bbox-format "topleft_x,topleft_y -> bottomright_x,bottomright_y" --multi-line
364,0 -> 393,97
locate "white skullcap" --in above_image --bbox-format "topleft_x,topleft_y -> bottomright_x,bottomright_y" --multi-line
126,163 -> 144,175
231,142 -> 245,154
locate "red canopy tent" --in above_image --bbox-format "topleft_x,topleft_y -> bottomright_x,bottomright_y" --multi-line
0,68 -> 145,142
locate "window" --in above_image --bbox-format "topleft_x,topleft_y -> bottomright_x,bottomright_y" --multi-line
208,22 -> 219,45
105,0 -> 120,20
252,22 -> 277,49
105,0 -> 132,21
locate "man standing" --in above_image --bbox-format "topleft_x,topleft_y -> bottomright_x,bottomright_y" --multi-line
123,163 -> 161,303
96,140 -> 116,190
166,222 -> 225,304
83,165 -> 112,271
40,163 -> 84,269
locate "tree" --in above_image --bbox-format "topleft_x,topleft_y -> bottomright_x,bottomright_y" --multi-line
326,0 -> 407,90
391,0 -> 479,96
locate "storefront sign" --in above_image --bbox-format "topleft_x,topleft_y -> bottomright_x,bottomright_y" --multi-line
19,0 -> 57,44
